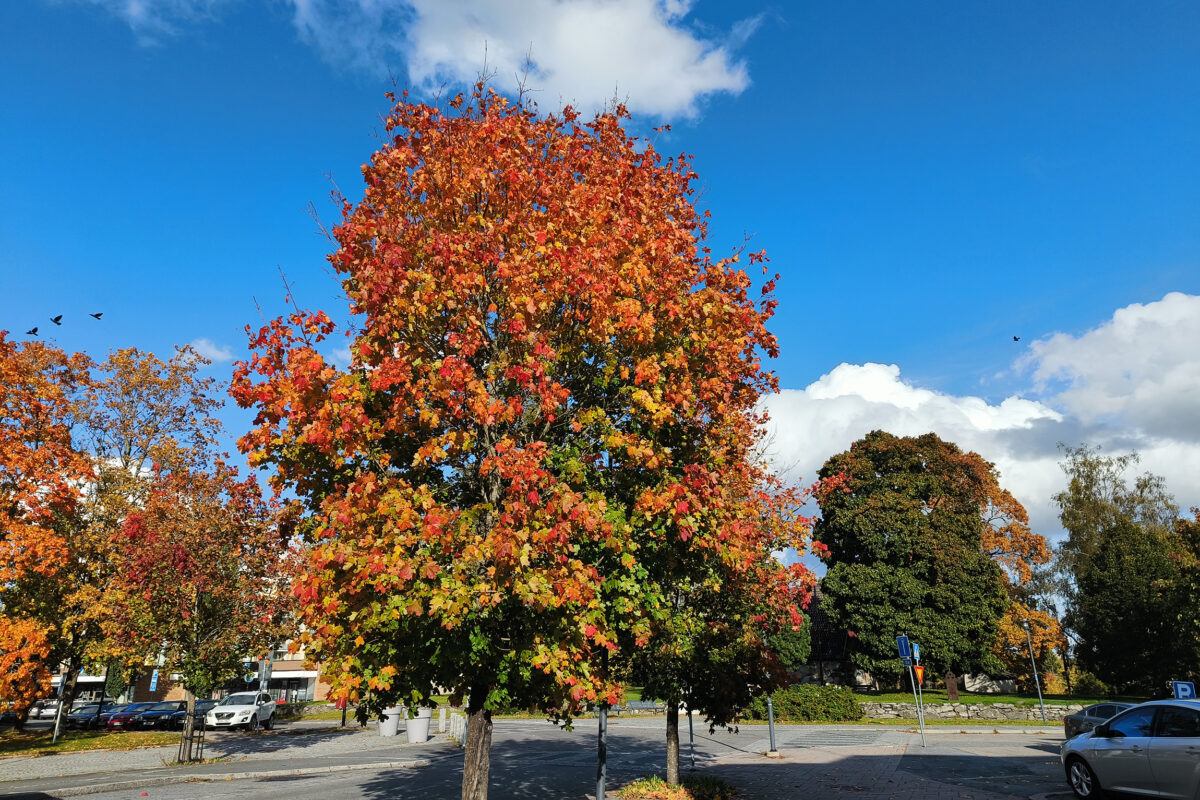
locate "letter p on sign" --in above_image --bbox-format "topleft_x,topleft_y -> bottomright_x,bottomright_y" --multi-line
1173,681 -> 1196,699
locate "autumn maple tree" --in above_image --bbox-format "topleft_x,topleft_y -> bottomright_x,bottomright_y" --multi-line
1,341 -> 231,727
233,84 -> 805,799
102,455 -> 290,758
0,333 -> 91,723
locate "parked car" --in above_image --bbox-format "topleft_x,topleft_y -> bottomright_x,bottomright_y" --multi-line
1060,699 -> 1200,799
105,702 -> 158,731
1063,702 -> 1134,738
136,701 -> 187,729
32,700 -> 61,719
205,692 -> 276,732
65,703 -> 117,730
170,699 -> 217,730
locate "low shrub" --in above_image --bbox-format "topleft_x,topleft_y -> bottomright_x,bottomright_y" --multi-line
615,774 -> 738,799
743,685 -> 864,722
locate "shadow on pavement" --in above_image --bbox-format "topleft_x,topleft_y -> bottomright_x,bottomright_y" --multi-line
203,726 -> 365,757
348,736 -> 1066,800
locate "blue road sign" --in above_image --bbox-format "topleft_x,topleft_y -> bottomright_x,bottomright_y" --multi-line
901,657 -> 913,667
149,669 -> 159,692
1173,681 -> 1196,699
912,643 -> 921,663
896,635 -> 911,659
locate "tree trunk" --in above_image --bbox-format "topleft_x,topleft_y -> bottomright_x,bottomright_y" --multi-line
180,688 -> 197,762
52,660 -> 80,743
666,703 -> 680,786
461,699 -> 493,800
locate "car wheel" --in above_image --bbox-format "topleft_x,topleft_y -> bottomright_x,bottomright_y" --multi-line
246,715 -> 258,733
1066,757 -> 1103,799
262,714 -> 273,731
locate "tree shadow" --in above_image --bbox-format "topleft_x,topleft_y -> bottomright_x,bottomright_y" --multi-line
350,735 -> 1065,800
202,726 -> 378,757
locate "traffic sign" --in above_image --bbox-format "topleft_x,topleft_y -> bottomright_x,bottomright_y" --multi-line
915,665 -> 924,683
896,635 -> 911,659
1173,681 -> 1196,700
901,657 -> 913,667
149,669 -> 159,692
912,643 -> 921,663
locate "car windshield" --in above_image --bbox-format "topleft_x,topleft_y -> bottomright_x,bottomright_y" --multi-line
149,702 -> 179,711
219,694 -> 257,706
195,700 -> 217,710
72,705 -> 99,714
125,703 -> 156,712
106,705 -> 130,713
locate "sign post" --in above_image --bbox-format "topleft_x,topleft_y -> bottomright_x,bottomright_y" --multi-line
899,634 -> 925,747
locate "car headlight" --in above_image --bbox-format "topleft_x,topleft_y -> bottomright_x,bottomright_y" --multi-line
237,712 -> 252,719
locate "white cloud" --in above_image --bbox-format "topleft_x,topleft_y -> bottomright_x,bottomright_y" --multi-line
763,294 -> 1200,541
394,0 -> 753,118
761,363 -> 1068,536
1021,292 -> 1200,442
191,337 -> 234,363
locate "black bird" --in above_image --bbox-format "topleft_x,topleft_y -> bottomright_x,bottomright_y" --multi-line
1012,336 -> 1020,342
26,327 -> 38,336
90,312 -> 103,320
50,315 -> 63,325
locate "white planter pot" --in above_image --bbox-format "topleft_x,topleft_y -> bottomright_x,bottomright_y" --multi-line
406,714 -> 431,743
379,706 -> 404,737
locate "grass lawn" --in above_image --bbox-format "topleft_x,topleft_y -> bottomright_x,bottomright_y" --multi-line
0,729 -> 178,758
856,689 -> 1145,707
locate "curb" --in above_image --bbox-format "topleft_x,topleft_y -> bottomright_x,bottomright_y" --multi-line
6,758 -> 430,798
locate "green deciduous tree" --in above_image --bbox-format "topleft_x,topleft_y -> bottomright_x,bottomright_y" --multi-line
1055,446 -> 1190,694
813,431 -> 1045,684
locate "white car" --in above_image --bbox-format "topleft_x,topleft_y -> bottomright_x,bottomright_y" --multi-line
205,691 -> 276,731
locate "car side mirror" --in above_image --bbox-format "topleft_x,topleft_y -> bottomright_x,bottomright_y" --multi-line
1094,723 -> 1110,738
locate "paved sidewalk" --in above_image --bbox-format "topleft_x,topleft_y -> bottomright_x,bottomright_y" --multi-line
0,724 -> 443,785
0,721 -> 1067,800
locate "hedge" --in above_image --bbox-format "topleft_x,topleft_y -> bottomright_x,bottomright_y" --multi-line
743,685 -> 864,722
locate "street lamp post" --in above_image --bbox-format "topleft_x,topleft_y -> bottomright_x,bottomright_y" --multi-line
1023,621 -> 1047,723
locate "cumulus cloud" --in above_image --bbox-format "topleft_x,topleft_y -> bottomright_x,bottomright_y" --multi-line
66,0 -> 756,118
393,0 -> 753,118
190,337 -> 234,363
761,364 -> 1068,535
762,293 -> 1200,540
1021,292 -> 1200,442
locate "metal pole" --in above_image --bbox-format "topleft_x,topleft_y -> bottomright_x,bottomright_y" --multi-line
766,694 -> 778,755
51,673 -> 65,745
1024,622 -> 1047,723
597,704 -> 608,800
907,662 -> 925,747
687,704 -> 695,767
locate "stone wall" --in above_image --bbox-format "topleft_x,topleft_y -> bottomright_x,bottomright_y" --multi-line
861,701 -> 1082,721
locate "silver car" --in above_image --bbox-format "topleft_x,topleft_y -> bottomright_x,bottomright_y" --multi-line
1061,699 -> 1200,799
1063,702 -> 1134,738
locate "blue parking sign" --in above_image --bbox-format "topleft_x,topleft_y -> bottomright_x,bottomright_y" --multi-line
1173,681 -> 1196,699
149,669 -> 159,692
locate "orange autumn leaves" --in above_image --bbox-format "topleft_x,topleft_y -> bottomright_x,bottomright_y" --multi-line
232,85 -> 812,714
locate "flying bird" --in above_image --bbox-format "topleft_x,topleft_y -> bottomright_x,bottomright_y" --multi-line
90,312 -> 103,320
50,315 -> 63,325
1012,336 -> 1020,342
26,327 -> 38,336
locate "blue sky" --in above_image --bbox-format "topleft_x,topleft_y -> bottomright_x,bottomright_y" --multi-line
3,0 -> 1198,537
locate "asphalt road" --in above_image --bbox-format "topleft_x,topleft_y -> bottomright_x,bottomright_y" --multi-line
2,719 -> 1074,800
